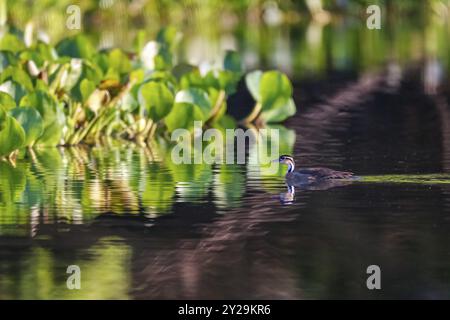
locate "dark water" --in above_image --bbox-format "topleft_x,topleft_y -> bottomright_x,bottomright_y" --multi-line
1,69 -> 450,299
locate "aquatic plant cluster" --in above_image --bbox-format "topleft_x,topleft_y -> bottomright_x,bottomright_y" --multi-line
0,27 -> 296,161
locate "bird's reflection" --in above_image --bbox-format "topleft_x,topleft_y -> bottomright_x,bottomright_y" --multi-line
280,184 -> 295,204
279,179 -> 355,205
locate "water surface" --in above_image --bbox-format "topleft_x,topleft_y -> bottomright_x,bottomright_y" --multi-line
1,69 -> 450,299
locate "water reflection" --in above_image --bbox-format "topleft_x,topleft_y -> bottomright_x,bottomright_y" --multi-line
279,184 -> 295,205
0,130 -> 295,236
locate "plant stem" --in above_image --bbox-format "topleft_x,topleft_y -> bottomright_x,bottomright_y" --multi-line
241,102 -> 262,124
147,122 -> 158,143
142,119 -> 154,138
207,90 -> 226,124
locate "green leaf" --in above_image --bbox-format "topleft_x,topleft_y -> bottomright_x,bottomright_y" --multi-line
134,30 -> 147,54
0,109 -> 26,157
80,79 -> 96,103
259,71 -> 293,111
224,51 -> 242,73
0,50 -> 18,72
0,34 -> 25,53
174,88 -> 211,119
0,80 -> 27,104
56,35 -> 95,59
138,81 -> 174,122
20,91 -> 56,126
107,48 -> 132,75
260,98 -> 296,123
35,109 -> 65,146
165,102 -> 205,132
179,69 -> 205,89
172,63 -> 197,81
217,70 -> 240,95
156,26 -> 181,51
245,70 -> 263,102
82,60 -> 103,84
140,41 -> 173,71
0,66 -> 33,91
63,59 -> 83,91
10,107 -> 44,147
0,92 -> 16,111
245,70 -> 296,123
20,91 -> 65,146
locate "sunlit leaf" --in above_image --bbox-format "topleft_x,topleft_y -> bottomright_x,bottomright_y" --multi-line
20,91 -> 65,146
174,88 -> 211,118
245,70 -> 263,101
260,71 -> 292,111
56,34 -> 95,59
0,108 -> 26,156
80,79 -> 96,103
138,81 -> 174,122
10,106 -> 44,147
165,102 -> 204,132
0,66 -> 33,91
260,98 -> 296,123
0,34 -> 25,53
107,48 -> 132,75
0,91 -> 16,111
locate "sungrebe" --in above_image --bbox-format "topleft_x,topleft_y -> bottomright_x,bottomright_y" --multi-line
275,155 -> 357,186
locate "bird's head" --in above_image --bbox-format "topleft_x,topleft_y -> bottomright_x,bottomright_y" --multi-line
276,155 -> 295,165
273,155 -> 296,173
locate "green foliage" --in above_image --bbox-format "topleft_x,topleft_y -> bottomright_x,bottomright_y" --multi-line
138,81 -> 174,122
245,70 -> 297,123
10,107 -> 44,147
165,102 -> 205,132
245,70 -> 263,101
56,34 -> 96,59
174,88 -> 212,119
20,91 -> 65,146
0,34 -> 25,53
0,65 -> 33,91
224,50 -> 242,73
0,107 -> 26,157
0,92 -> 16,110
0,28 -> 296,155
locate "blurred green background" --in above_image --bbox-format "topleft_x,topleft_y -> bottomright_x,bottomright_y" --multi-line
2,0 -> 449,80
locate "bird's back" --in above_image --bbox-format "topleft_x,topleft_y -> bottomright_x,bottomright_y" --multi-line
286,167 -> 356,184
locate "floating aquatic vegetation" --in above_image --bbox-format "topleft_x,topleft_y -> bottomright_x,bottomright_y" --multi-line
360,174 -> 450,185
0,26 -> 297,162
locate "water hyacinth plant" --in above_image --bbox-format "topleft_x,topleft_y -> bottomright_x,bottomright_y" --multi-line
0,26 -> 297,162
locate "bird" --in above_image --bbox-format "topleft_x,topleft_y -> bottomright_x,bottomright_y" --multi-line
275,155 -> 357,187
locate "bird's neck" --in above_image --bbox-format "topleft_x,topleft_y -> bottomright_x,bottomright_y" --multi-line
286,160 -> 295,173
